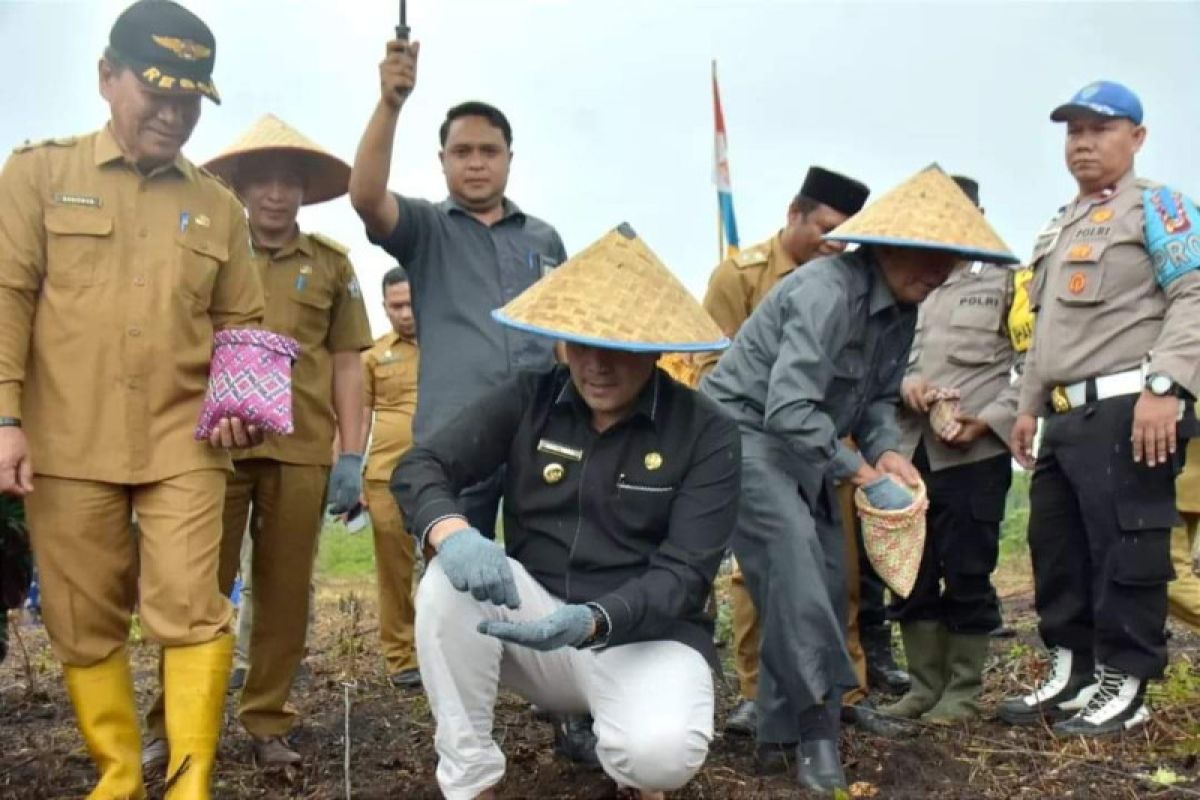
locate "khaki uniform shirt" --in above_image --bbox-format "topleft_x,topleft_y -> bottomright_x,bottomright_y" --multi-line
363,331 -> 419,481
695,234 -> 797,375
899,262 -> 1023,470
1176,439 -> 1200,514
0,127 -> 264,484
1019,171 -> 1200,414
235,231 -> 372,466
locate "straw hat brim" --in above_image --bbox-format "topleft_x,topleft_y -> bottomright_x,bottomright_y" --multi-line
825,233 -> 1020,265
492,309 -> 730,353
204,146 -> 350,205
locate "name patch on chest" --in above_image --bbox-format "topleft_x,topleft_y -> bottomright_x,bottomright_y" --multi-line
54,192 -> 101,208
958,295 -> 1000,308
537,438 -> 583,462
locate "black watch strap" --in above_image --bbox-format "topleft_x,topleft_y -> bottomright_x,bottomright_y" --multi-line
0,417 -> 20,428
584,602 -> 611,647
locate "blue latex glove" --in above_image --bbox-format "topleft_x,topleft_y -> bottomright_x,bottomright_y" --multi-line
477,604 -> 594,651
326,453 -> 364,514
438,528 -> 521,609
864,476 -> 914,511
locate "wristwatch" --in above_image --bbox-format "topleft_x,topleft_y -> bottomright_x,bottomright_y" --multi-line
0,417 -> 20,428
583,602 -> 611,647
1146,372 -> 1176,397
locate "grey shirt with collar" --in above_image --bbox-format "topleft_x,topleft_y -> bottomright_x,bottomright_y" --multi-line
700,248 -> 915,504
370,194 -> 568,440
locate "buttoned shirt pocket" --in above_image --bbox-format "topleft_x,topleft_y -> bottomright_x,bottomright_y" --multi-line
1054,240 -> 1110,307
44,206 -> 113,287
614,477 -> 676,543
289,281 -> 334,345
175,226 -> 226,311
946,296 -> 1003,366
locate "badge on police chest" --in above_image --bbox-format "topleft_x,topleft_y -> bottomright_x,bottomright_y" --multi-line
543,463 -> 565,484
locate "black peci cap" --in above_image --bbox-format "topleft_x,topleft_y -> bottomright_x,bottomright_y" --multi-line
797,166 -> 870,216
109,0 -> 220,103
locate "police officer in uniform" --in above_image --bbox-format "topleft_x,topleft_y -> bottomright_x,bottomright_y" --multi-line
0,2 -> 265,796
360,266 -> 422,687
694,167 -> 881,735
143,114 -> 373,769
703,166 -> 1017,793
884,177 -> 1027,724
1000,81 -> 1200,735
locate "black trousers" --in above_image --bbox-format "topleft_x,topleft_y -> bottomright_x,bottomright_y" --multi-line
857,532 -> 888,630
1029,394 -> 1186,679
889,446 -> 1010,634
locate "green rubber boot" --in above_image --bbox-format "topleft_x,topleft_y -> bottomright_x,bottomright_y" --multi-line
879,621 -> 947,719
922,633 -> 990,724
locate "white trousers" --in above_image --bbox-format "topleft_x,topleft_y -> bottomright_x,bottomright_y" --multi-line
416,558 -> 714,799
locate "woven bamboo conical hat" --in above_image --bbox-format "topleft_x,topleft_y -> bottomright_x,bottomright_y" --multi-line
203,114 -> 350,205
825,164 -> 1017,264
492,223 -> 728,353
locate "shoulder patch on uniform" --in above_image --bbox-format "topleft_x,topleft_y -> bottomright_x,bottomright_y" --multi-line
311,232 -> 350,255
733,247 -> 768,269
1143,185 -> 1200,288
12,136 -> 78,154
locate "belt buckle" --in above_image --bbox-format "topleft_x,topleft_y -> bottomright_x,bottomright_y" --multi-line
1051,385 -> 1071,413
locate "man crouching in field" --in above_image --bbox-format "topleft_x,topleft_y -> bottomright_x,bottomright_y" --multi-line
392,224 -> 740,799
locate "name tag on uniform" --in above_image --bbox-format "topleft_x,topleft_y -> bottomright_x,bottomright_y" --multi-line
537,438 -> 583,462
54,192 -> 101,208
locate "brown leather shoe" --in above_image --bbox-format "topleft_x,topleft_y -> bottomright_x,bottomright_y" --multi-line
251,736 -> 302,768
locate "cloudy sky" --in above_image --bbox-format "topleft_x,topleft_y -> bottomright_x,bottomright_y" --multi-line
2,0 -> 1198,334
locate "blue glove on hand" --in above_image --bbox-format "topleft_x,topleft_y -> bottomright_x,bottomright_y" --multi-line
477,604 -> 595,651
438,527 -> 521,609
327,453 -> 364,514
864,476 -> 914,511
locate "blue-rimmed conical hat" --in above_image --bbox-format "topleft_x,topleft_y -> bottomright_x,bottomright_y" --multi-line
492,223 -> 728,353
824,164 -> 1017,264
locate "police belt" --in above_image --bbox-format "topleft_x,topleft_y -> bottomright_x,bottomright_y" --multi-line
1050,368 -> 1143,413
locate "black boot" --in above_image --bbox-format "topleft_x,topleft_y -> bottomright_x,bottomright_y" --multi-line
841,698 -> 915,739
551,714 -> 601,769
795,740 -> 847,794
755,740 -> 797,775
862,624 -> 911,695
1053,666 -> 1150,737
724,698 -> 757,737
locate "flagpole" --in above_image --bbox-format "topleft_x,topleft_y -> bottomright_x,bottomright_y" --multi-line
713,60 -> 724,263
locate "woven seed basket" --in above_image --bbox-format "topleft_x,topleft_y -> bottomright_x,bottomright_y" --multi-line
853,479 -> 929,598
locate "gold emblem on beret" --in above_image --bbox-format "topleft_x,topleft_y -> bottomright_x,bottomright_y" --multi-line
152,35 -> 213,61
644,452 -> 664,471
543,463 -> 565,484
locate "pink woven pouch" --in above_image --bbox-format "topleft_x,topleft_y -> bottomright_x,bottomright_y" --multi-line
195,329 -> 301,440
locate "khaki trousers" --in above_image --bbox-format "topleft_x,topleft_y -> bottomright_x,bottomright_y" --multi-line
729,481 -> 867,705
364,479 -> 418,674
26,471 -> 232,666
1168,512 -> 1200,632
147,459 -> 328,739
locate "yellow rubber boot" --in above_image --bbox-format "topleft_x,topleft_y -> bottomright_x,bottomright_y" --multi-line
62,647 -> 147,800
163,634 -> 233,800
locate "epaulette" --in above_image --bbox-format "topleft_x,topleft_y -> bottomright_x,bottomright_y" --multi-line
733,246 -> 768,269
197,164 -> 235,191
1135,177 -> 1163,191
12,136 -> 78,154
311,232 -> 350,255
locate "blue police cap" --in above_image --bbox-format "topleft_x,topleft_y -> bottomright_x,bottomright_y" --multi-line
1050,81 -> 1143,125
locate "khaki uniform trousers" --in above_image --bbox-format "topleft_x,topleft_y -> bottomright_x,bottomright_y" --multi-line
147,459 -> 328,739
729,480 -> 868,704
25,471 -> 232,666
1168,513 -> 1200,632
364,479 -> 418,674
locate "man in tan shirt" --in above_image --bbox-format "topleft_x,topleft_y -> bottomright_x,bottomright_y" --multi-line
1002,81 -> 1200,736
0,2 -> 265,797
695,167 -> 876,736
142,114 -> 373,770
361,266 -> 421,687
